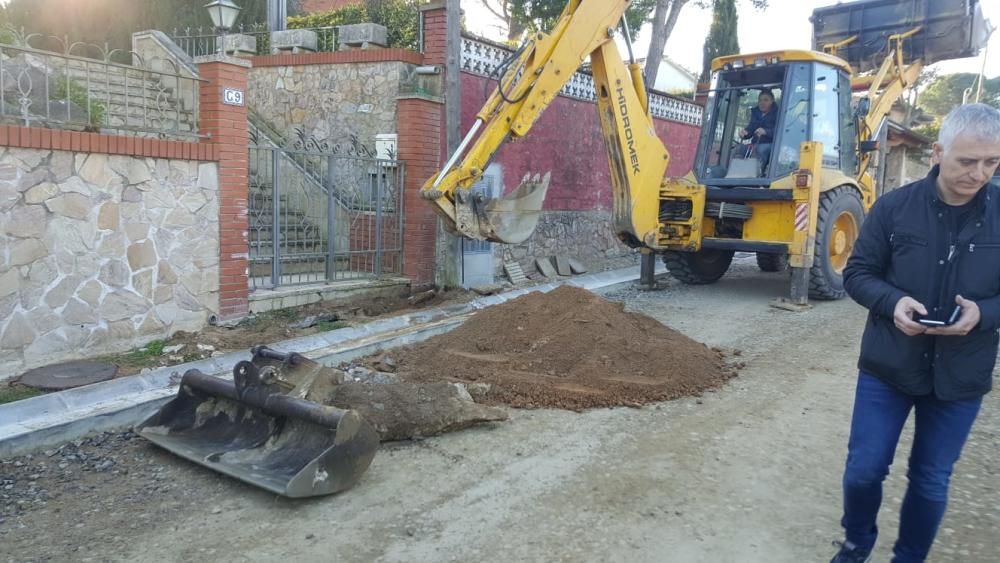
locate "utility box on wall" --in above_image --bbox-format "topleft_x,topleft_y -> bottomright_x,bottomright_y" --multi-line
375,133 -> 397,160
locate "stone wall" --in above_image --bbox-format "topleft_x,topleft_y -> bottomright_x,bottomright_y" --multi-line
248,61 -> 411,153
493,211 -> 639,277
0,148 -> 219,379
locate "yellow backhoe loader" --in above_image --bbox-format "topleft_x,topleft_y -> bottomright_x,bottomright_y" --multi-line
421,0 -> 990,305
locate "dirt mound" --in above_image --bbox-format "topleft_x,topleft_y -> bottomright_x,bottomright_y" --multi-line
384,286 -> 736,410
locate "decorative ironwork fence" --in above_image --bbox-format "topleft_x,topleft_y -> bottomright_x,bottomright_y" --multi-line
460,34 -> 704,126
170,25 -> 339,58
248,145 -> 404,290
0,28 -> 202,138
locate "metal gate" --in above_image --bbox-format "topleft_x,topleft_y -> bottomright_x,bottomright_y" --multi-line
248,146 -> 404,290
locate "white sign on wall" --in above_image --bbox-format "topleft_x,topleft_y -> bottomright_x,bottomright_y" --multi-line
223,87 -> 245,106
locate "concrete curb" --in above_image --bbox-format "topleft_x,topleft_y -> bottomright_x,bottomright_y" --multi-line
0,264 -> 664,457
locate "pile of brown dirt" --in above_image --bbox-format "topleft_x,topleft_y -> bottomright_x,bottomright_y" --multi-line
383,286 -> 736,410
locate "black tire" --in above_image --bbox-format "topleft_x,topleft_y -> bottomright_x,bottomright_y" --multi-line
662,249 -> 735,285
756,252 -> 788,272
810,187 -> 865,300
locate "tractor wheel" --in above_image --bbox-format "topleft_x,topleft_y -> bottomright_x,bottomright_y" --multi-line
756,252 -> 788,272
663,249 -> 735,285
809,187 -> 864,300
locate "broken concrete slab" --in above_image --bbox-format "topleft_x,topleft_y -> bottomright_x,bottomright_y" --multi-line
568,258 -> 588,275
471,284 -> 503,296
535,257 -> 557,278
408,289 -> 437,306
504,262 -> 528,285
555,255 -> 572,276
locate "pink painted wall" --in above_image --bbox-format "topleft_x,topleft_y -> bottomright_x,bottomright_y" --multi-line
461,72 -> 701,212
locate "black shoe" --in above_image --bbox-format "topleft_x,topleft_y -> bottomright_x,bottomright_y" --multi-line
830,540 -> 872,563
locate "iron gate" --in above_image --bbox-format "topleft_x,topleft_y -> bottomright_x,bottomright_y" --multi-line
248,146 -> 404,290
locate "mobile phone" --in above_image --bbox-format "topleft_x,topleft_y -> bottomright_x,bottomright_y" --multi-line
916,305 -> 963,327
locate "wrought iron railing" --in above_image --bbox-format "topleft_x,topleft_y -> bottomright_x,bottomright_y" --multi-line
0,28 -> 203,138
248,145 -> 404,289
170,25 -> 339,58
460,34 -> 704,126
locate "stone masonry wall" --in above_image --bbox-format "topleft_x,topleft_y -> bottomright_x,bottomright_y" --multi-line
248,61 -> 411,153
493,211 -> 638,278
0,148 -> 219,379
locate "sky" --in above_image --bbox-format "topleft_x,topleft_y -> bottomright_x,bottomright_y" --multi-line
462,0 -> 999,80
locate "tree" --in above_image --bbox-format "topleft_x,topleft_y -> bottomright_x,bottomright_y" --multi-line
0,0 -> 269,56
919,73 -> 1000,117
475,0 -> 657,43
644,0 -> 765,88
699,0 -> 738,83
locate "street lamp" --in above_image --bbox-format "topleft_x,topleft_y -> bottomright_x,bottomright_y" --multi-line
205,0 -> 242,55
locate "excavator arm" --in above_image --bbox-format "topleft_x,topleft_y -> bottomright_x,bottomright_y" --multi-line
825,28 -> 924,190
420,0 -> 669,245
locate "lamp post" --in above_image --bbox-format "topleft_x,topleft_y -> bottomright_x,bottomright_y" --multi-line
205,0 -> 242,56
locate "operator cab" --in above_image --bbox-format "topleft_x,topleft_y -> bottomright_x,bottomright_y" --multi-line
694,53 -> 857,188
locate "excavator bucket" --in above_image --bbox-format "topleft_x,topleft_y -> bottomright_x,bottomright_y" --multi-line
812,0 -> 991,72
136,347 -> 378,498
458,172 -> 550,244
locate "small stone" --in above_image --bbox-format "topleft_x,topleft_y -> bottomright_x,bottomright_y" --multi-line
163,344 -> 184,354
3,203 -> 47,238
45,193 -> 91,220
122,185 -> 142,202
78,154 -> 114,188
127,240 -> 157,270
196,344 -> 215,352
0,268 -> 19,299
10,238 -> 48,266
211,507 -> 222,514
406,528 -> 416,537
305,534 -> 315,540
97,202 -> 120,231
23,181 -> 59,204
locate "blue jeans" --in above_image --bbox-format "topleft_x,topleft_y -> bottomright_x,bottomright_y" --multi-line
840,372 -> 982,562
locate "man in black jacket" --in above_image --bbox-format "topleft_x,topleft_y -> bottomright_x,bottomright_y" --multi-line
830,103 -> 1000,563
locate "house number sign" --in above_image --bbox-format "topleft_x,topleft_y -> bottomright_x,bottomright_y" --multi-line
223,88 -> 245,106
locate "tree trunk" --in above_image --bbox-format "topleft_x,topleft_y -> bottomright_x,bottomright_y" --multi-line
507,17 -> 525,42
644,0 -> 690,89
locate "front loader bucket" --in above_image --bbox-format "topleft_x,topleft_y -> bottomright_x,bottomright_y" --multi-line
461,172 -> 550,244
137,351 -> 378,498
812,0 -> 991,72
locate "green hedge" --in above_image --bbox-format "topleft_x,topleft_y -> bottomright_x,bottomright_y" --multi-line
288,0 -> 420,50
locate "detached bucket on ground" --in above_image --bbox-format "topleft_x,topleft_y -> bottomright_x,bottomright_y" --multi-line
137,347 -> 378,498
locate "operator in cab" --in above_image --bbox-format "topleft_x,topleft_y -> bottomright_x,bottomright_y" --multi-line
740,89 -> 778,169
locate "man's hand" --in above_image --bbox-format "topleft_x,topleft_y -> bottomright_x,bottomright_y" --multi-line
740,128 -> 749,138
925,295 -> 981,336
754,127 -> 766,137
894,296 -> 928,336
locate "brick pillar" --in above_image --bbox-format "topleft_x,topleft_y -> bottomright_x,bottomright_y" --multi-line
420,2 -> 447,66
398,95 -> 443,284
197,55 -> 251,321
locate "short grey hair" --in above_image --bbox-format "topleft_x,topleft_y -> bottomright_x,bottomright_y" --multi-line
938,103 -> 1000,151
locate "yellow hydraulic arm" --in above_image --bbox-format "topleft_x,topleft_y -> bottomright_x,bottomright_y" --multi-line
826,28 -> 924,192
419,0 -> 669,245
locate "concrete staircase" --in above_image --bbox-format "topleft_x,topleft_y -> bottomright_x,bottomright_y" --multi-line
59,58 -> 197,136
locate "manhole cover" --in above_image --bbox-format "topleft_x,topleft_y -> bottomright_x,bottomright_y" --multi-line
19,361 -> 118,390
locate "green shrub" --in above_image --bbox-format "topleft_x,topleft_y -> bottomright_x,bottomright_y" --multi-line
52,76 -> 106,128
288,0 -> 420,50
